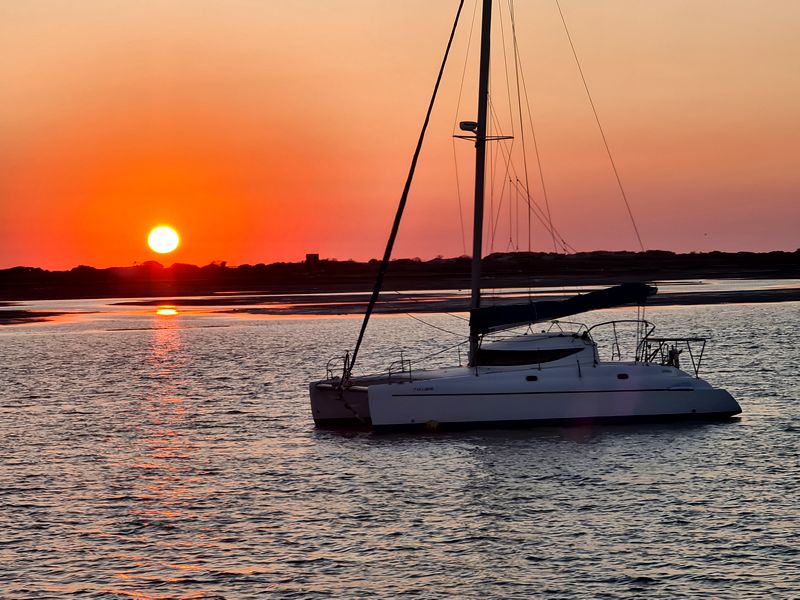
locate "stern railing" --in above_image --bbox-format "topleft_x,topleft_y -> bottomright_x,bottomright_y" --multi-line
585,319 -> 708,377
640,337 -> 707,378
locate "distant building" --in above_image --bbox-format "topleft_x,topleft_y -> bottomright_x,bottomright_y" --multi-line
305,253 -> 320,265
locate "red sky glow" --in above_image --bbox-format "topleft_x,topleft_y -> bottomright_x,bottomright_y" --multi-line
1,1 -> 798,269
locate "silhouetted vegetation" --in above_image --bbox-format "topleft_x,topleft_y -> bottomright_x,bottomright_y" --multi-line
0,250 -> 798,301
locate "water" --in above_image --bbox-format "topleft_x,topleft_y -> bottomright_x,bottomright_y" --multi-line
1,300 -> 798,598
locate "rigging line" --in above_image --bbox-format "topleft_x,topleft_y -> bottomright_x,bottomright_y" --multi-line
377,293 -> 468,338
487,99 -> 514,254
451,0 -> 480,137
515,173 -> 520,249
509,177 -> 576,253
401,312 -> 466,338
416,339 -> 469,365
492,129 -> 575,253
488,99 -> 496,252
497,0 -> 516,138
512,28 -> 558,253
445,312 -> 470,322
348,0 -> 465,375
493,127 -> 575,254
486,101 -> 501,250
487,102 -> 514,254
554,0 -> 645,251
507,176 -> 514,251
508,0 -> 533,253
510,0 -> 557,253
509,180 -> 559,239
451,0 -> 480,256
451,143 -> 468,256
482,110 -> 547,249
496,146 -> 542,228
488,101 -> 516,247
385,290 -> 470,323
381,291 -> 467,336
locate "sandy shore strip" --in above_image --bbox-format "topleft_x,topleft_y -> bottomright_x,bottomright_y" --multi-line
115,286 -> 800,317
4,284 -> 798,325
0,310 -> 71,325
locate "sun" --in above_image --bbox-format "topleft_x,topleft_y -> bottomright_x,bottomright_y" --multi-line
147,225 -> 180,254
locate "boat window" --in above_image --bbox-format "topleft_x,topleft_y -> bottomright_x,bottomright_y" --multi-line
475,347 -> 583,366
526,375 -> 538,382
617,373 -> 629,380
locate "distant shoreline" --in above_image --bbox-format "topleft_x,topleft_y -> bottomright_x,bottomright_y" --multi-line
3,280 -> 799,326
1,250 -> 798,302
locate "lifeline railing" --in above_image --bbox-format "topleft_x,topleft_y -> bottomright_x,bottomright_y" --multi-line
325,352 -> 350,383
584,319 -> 708,377
325,350 -> 414,384
586,319 -> 656,362
388,351 -> 414,383
640,337 -> 707,378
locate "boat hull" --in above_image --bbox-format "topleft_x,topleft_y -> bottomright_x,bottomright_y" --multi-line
368,386 -> 740,431
311,363 -> 741,431
372,410 -> 739,432
309,382 -> 371,428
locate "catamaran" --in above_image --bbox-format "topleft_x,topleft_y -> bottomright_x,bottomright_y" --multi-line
309,0 -> 740,431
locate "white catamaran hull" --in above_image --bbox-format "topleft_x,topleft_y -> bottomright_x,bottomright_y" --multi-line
311,362 -> 740,431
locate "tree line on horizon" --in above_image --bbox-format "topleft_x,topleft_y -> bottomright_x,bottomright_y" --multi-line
1,250 -> 798,301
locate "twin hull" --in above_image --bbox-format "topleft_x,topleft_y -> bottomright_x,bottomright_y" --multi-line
310,363 -> 741,431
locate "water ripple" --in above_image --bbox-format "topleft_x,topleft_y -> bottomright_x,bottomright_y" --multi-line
0,302 -> 798,598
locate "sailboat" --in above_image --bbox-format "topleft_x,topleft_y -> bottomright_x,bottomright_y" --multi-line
309,0 -> 741,431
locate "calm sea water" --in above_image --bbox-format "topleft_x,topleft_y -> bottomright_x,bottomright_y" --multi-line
1,299 -> 798,599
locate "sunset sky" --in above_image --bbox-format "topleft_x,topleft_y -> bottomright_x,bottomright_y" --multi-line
1,1 -> 798,270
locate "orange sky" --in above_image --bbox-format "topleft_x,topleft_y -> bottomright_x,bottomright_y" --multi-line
1,1 -> 798,269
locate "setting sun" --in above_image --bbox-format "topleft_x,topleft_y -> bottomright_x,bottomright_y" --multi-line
147,226 -> 180,254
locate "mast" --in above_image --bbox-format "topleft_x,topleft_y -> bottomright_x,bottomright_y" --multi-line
468,0 -> 493,366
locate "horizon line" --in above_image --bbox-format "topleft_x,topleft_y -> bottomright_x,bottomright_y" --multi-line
3,247 -> 799,274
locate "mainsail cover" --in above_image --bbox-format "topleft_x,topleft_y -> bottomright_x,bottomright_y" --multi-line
470,282 -> 657,335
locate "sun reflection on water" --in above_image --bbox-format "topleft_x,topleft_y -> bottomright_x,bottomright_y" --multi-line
105,313 -> 212,596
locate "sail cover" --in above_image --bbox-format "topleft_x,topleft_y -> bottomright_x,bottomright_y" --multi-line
470,282 -> 657,335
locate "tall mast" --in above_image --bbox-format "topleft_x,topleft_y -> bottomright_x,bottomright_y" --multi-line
468,0 -> 493,365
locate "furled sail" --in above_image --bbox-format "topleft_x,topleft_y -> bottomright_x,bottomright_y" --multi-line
470,282 -> 657,335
